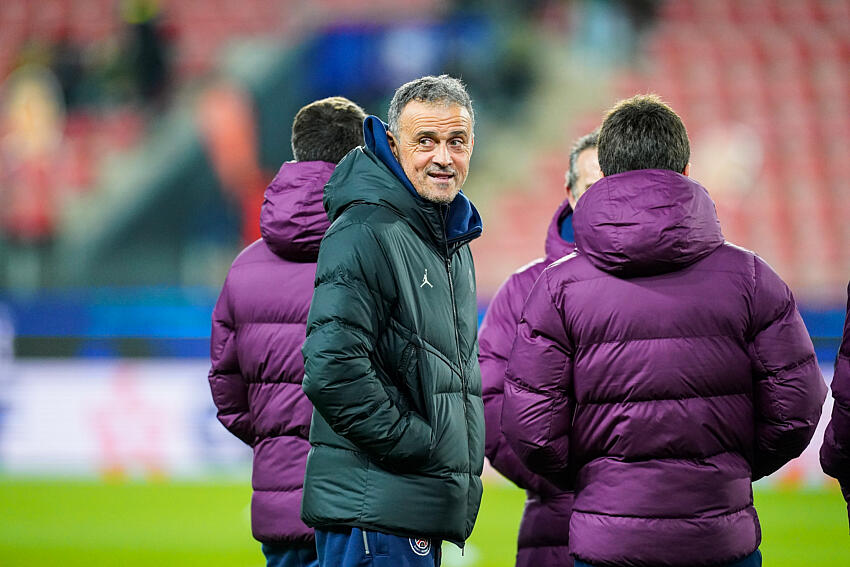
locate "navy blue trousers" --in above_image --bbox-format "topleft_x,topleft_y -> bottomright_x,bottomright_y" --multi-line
261,543 -> 319,567
315,527 -> 440,567
575,549 -> 762,567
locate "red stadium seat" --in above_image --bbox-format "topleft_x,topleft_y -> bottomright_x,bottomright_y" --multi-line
617,0 -> 850,294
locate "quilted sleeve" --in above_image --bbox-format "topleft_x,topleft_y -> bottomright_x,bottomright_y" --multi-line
208,275 -> 254,446
820,282 -> 850,505
480,270 -> 560,496
302,222 -> 432,470
502,268 -> 574,485
748,256 -> 827,480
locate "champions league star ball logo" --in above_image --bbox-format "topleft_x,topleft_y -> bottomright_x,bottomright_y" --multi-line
409,537 -> 431,556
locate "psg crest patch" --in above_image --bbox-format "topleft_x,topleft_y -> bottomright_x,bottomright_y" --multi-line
409,537 -> 431,556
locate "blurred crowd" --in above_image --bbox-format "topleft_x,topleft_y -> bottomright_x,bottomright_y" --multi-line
0,0 -> 169,244
0,0 -> 847,305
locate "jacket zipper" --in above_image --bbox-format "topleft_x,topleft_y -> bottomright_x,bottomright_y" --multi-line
441,207 -> 464,374
362,530 -> 370,555
445,254 -> 463,372
442,207 -> 470,542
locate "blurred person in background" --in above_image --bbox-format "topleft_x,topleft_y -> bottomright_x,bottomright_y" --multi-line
502,94 -> 826,567
301,75 -> 483,566
207,96 -> 367,567
198,82 -> 268,245
478,130 -> 600,567
121,0 -> 172,106
820,281 -> 850,528
0,65 -> 65,245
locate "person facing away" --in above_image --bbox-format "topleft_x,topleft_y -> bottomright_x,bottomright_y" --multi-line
300,75 -> 484,567
501,94 -> 827,567
821,281 -> 850,527
478,130 -> 601,567
207,96 -> 367,567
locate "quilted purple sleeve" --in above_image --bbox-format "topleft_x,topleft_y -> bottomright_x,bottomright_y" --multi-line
480,271 -> 560,496
748,257 -> 826,480
207,277 -> 254,446
502,268 -> 574,484
820,283 -> 850,508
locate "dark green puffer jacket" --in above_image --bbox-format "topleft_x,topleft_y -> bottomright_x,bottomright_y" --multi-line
301,135 -> 484,546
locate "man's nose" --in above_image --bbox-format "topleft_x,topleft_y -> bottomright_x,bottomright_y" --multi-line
433,142 -> 451,167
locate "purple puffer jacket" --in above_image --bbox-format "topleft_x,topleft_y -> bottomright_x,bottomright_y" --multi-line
479,199 -> 575,567
503,169 -> 827,567
208,160 -> 335,545
820,282 -> 850,524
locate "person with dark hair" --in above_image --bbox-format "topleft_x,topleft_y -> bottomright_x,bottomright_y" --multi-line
595,94 -> 690,175
821,282 -> 850,527
478,130 -> 600,567
300,75 -> 483,566
291,96 -> 369,163
208,96 -> 366,567
502,94 -> 826,567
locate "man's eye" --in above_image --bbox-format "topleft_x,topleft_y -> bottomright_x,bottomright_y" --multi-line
450,139 -> 465,147
419,138 -> 434,147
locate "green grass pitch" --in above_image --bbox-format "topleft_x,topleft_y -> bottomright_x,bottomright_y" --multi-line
0,478 -> 847,566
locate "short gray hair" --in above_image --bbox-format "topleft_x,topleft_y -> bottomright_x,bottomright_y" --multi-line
388,75 -> 475,135
567,130 -> 599,196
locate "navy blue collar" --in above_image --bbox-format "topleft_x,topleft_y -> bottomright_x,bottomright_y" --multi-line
559,212 -> 575,243
363,116 -> 482,243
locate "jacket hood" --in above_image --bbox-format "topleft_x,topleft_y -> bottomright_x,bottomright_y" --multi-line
323,115 -> 482,245
544,199 -> 576,263
260,160 -> 336,261
573,169 -> 724,276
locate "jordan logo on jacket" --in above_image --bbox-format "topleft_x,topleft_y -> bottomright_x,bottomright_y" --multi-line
420,269 -> 433,288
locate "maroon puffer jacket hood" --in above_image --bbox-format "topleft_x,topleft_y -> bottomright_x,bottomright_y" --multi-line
573,169 -> 724,276
503,169 -> 826,566
261,161 -> 335,261
208,160 -> 334,545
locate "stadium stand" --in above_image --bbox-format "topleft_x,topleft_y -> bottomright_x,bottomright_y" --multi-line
0,0 -> 444,287
475,0 -> 849,302
618,0 -> 849,298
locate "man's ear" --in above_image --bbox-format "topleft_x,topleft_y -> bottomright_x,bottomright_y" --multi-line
387,130 -> 398,159
682,163 -> 690,177
564,179 -> 577,210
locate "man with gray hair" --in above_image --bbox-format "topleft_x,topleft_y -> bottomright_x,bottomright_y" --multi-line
564,130 -> 602,211
301,75 -> 484,566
